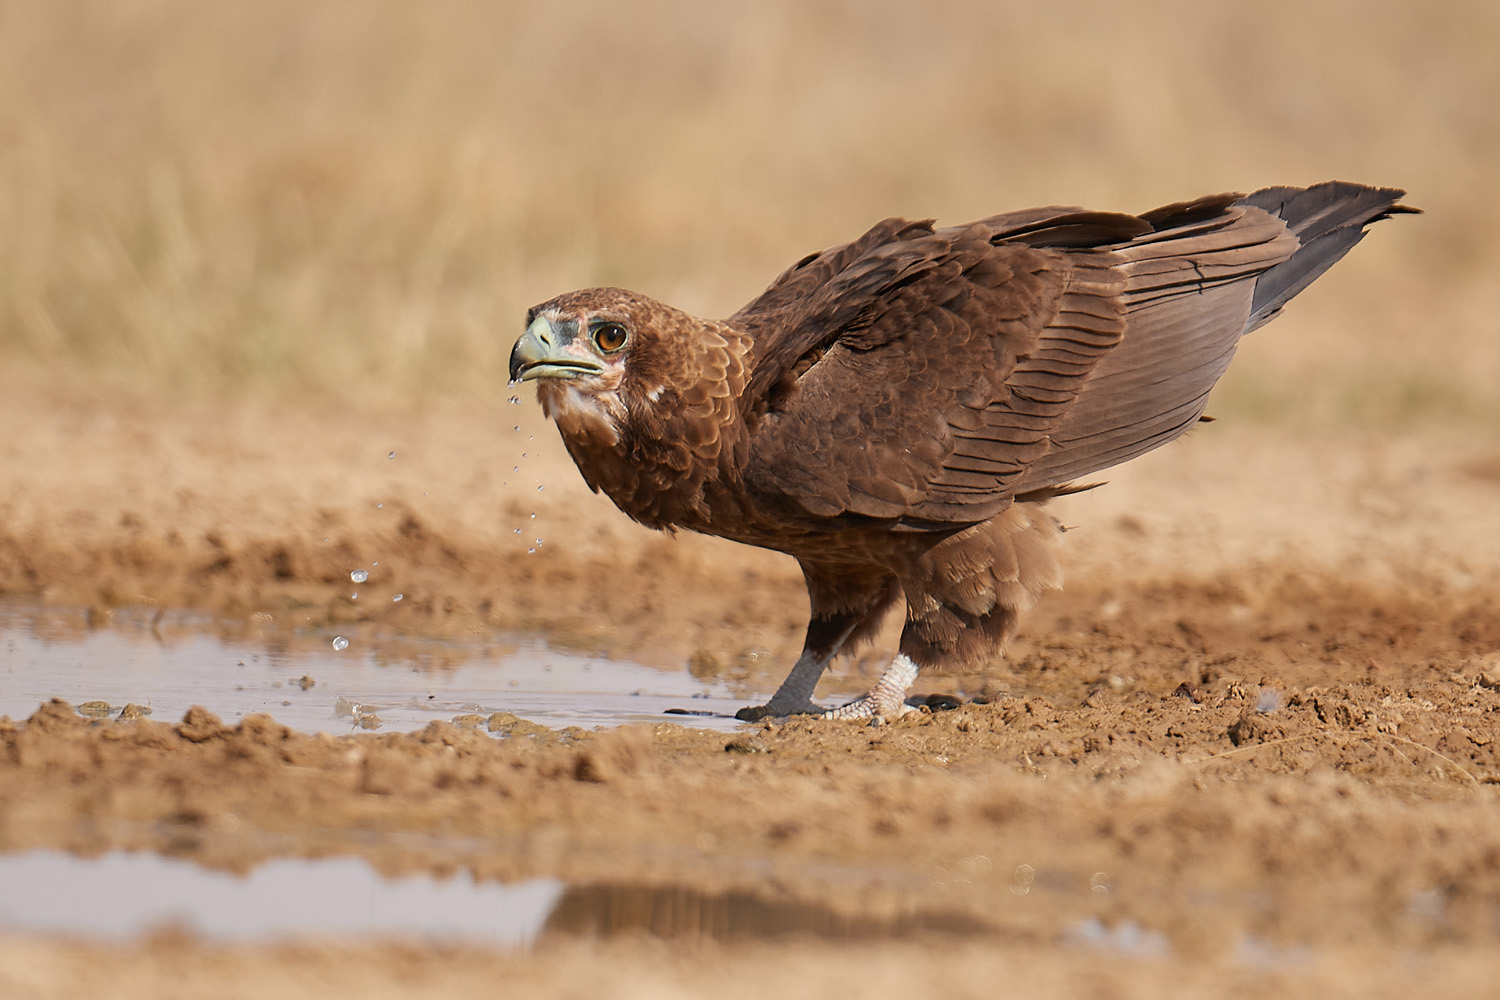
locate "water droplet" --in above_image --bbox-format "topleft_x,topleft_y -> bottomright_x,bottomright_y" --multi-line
351,570 -> 369,583
376,503 -> 384,509
521,452 -> 527,458
508,395 -> 521,405
514,425 -> 521,432
537,485 -> 544,491
513,528 -> 521,534
529,513 -> 536,519
332,636 -> 349,651
534,539 -> 542,546
527,547 -> 536,554
371,561 -> 378,566
1010,864 -> 1035,896
392,593 -> 403,602
350,592 -> 358,600
513,466 -> 520,473
387,451 -> 396,460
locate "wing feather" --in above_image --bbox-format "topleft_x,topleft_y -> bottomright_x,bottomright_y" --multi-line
730,183 -> 1410,526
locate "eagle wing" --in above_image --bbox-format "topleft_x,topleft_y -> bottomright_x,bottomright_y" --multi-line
733,183 -> 1407,526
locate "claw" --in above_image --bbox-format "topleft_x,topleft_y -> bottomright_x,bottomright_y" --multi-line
734,704 -> 773,722
821,693 -> 915,722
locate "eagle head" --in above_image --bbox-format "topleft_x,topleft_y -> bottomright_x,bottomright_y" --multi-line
509,287 -> 750,528
508,287 -> 653,440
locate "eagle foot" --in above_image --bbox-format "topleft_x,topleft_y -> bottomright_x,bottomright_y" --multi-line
821,653 -> 920,723
821,694 -> 915,723
734,653 -> 921,723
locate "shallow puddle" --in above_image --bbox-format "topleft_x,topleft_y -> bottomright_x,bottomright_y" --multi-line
0,851 -> 564,946
0,850 -> 996,947
0,849 -> 1346,962
0,604 -> 750,733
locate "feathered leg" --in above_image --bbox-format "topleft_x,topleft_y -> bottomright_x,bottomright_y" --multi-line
822,503 -> 1066,722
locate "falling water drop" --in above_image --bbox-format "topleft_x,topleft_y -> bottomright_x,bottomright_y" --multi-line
529,513 -> 536,519
527,547 -> 536,554
508,395 -> 521,405
350,570 -> 369,583
537,485 -> 544,492
332,636 -> 349,652
376,503 -> 384,509
387,451 -> 396,460
350,592 -> 358,600
392,594 -> 404,602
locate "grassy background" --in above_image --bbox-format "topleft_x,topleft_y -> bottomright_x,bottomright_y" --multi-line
1,0 -> 1495,426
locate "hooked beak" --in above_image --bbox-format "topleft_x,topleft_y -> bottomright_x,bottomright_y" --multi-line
509,315 -> 604,382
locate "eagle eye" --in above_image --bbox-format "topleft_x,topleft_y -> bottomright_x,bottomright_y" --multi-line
592,322 -> 629,354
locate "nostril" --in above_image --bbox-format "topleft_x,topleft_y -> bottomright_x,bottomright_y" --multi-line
529,316 -> 554,346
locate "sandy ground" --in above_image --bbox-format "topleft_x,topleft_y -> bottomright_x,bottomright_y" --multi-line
2,377 -> 1500,998
2,2 -> 1498,994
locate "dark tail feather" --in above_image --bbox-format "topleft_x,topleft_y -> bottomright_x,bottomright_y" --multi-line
1239,182 -> 1419,332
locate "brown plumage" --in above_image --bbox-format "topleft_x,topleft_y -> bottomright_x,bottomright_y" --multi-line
510,182 -> 1416,720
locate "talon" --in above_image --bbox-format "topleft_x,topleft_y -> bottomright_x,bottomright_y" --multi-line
821,694 -> 915,722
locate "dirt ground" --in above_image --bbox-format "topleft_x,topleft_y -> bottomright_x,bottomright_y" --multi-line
2,1 -> 1498,994
2,376 -> 1500,998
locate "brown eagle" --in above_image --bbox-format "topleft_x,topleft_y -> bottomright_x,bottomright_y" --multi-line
510,182 -> 1414,721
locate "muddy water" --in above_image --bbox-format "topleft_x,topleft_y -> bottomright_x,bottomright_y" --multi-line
0,604 -> 748,733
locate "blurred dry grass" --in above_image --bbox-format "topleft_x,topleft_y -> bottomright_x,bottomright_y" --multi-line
1,0 -> 1495,424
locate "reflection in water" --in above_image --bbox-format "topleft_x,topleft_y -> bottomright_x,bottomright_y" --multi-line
542,882 -> 995,943
8,849 -> 1449,961
0,850 -> 996,947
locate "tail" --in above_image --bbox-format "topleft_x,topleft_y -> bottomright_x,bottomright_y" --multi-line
1007,181 -> 1416,493
1238,182 -> 1419,332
